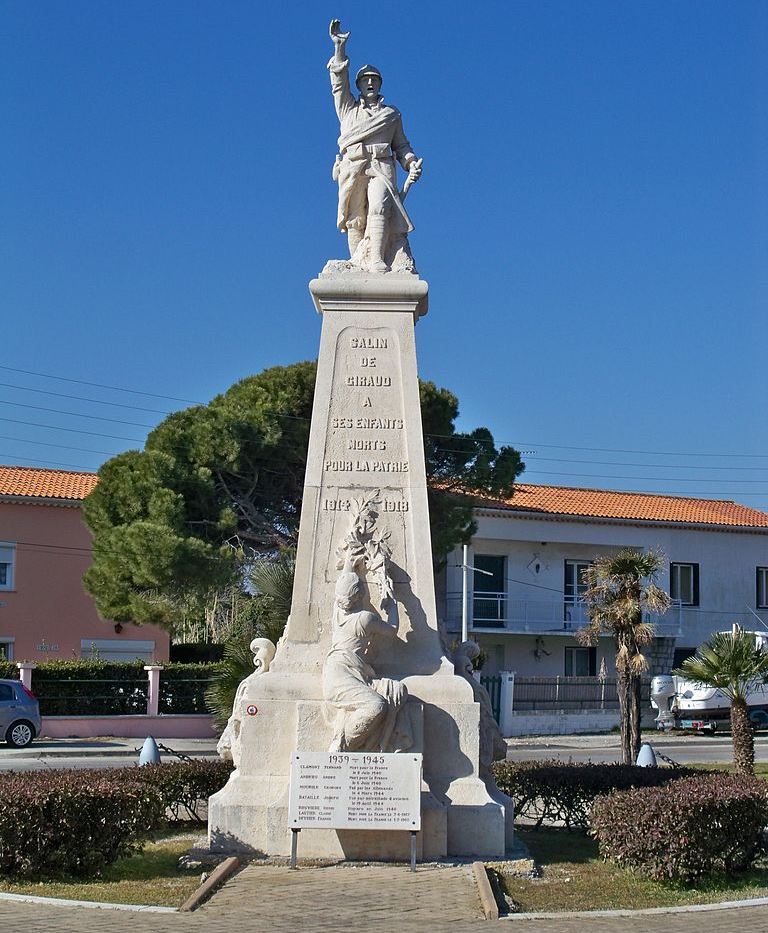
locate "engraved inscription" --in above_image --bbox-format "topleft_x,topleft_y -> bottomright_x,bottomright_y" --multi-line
323,498 -> 409,512
351,337 -> 388,349
348,439 -> 387,451
325,460 -> 409,473
331,417 -> 404,430
346,375 -> 391,387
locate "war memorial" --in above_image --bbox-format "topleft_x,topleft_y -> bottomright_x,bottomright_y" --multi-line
208,20 -> 513,861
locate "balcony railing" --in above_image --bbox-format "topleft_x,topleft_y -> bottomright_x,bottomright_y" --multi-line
445,592 -> 682,636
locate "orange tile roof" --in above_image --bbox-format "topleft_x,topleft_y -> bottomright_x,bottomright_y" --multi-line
2,464 -> 767,529
0,465 -> 98,502
473,483 -> 768,529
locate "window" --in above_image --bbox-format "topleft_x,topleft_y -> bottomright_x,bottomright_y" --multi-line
0,543 -> 15,590
472,555 -> 506,626
670,562 -> 699,606
0,639 -> 14,661
80,639 -> 155,662
565,646 -> 597,677
564,560 -> 591,621
0,683 -> 14,702
758,568 -> 768,610
673,647 -> 695,669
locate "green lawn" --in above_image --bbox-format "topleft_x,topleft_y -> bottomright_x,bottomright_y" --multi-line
0,833 -> 204,908
500,827 -> 768,913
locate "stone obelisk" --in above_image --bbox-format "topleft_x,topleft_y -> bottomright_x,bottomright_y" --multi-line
208,20 -> 512,860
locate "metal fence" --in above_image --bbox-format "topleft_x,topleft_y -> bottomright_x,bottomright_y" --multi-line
480,674 -> 502,721
511,676 -> 651,712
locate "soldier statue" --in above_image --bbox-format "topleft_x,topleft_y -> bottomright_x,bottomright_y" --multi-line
328,19 -> 423,274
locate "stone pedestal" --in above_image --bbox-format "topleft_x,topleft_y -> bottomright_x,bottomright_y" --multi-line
208,271 -> 513,859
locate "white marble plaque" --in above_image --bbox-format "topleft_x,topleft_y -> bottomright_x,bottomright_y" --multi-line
288,751 -> 422,830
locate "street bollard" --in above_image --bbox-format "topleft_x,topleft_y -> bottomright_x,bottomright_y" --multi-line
636,742 -> 657,767
139,735 -> 161,765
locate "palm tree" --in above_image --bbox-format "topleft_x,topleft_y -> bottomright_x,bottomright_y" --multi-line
674,627 -> 768,776
205,549 -> 295,728
580,549 -> 671,765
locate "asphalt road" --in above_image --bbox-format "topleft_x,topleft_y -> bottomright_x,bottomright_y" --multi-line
0,736 -> 218,772
1,734 -> 767,771
0,754 -> 159,771
509,734 -> 768,765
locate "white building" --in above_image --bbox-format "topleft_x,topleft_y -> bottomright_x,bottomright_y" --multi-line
441,483 -> 768,681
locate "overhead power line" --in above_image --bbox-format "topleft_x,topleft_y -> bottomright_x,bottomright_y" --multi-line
0,381 -> 173,415
508,441 -> 768,460
523,469 -> 768,485
0,398 -> 157,429
0,453 -> 95,470
0,434 -> 115,455
0,416 -> 143,443
525,456 -> 768,472
0,364 -> 202,405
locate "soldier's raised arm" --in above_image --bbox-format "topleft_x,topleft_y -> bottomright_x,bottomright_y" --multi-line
328,19 -> 355,120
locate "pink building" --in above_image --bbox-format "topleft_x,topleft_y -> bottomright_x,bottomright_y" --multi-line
0,465 -> 169,663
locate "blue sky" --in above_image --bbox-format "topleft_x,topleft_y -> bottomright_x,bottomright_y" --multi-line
2,1 -> 767,504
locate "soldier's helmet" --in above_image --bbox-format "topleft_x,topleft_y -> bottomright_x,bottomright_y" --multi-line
355,64 -> 383,90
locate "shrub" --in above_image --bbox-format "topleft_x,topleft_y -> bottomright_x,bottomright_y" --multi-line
159,663 -> 221,714
111,759 -> 234,820
492,760 -> 695,830
591,773 -> 768,882
26,660 -> 221,716
0,769 -> 163,877
0,661 -> 16,679
31,660 -> 148,716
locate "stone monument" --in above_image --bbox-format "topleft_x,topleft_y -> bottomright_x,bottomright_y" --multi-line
208,20 -> 513,860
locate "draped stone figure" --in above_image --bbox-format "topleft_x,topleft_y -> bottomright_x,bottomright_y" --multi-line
322,494 -> 412,752
328,19 -> 423,273
453,640 -> 507,780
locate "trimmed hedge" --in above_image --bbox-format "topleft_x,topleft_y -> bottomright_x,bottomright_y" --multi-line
32,660 -> 148,715
591,773 -> 768,882
0,769 -> 163,877
159,663 -> 220,714
14,660 -> 222,716
492,760 -> 695,830
0,760 -> 232,877
111,759 -> 234,820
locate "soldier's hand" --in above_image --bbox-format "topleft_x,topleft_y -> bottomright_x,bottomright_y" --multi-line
408,158 -> 423,184
329,19 -> 350,45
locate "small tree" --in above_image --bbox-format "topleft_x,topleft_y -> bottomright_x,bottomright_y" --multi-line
674,627 -> 768,776
580,549 -> 671,765
205,550 -> 295,727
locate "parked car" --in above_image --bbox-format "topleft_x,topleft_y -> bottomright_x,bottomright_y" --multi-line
0,679 -> 41,748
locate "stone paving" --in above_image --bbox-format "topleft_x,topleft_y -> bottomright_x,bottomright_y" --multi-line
1,864 -> 767,932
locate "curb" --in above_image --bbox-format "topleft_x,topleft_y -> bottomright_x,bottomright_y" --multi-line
179,856 -> 242,912
501,895 -> 768,921
6,748 -> 217,760
472,861 -> 499,921
0,892 -> 176,913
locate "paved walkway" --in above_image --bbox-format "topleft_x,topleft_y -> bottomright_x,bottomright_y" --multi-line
2,864 -> 768,932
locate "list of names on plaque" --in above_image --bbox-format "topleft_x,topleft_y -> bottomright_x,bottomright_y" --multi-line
288,751 -> 422,830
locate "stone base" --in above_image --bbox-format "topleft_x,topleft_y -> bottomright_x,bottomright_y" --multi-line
208,672 -> 513,860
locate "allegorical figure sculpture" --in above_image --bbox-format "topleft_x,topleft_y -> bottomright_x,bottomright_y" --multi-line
217,637 -> 276,768
453,640 -> 507,781
328,19 -> 423,274
322,494 -> 412,751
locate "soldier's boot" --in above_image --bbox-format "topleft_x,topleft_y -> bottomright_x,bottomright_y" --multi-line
347,227 -> 364,258
366,215 -> 388,273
